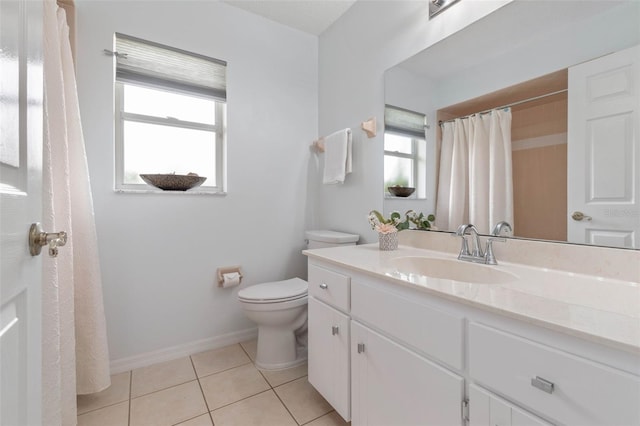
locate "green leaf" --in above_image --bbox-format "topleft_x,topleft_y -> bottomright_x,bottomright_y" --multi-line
370,210 -> 386,224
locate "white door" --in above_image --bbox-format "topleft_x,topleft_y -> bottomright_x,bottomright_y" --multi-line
0,0 -> 43,424
568,45 -> 640,248
351,321 -> 464,426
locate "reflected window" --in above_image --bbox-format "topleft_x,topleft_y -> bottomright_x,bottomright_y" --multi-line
384,105 -> 427,197
384,133 -> 417,188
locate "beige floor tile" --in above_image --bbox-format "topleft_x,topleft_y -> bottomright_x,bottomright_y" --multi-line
77,371 -> 131,415
76,401 -> 129,426
240,339 -> 257,361
304,411 -> 351,426
175,413 -> 214,426
129,380 -> 207,426
275,377 -> 333,425
210,390 -> 297,426
191,344 -> 251,378
260,362 -> 308,387
199,363 -> 270,410
131,356 -> 196,397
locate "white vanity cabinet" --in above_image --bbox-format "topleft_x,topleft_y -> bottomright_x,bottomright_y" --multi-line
306,257 -> 640,426
307,263 -> 351,421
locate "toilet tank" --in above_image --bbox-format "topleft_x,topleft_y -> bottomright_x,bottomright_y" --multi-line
305,230 -> 359,249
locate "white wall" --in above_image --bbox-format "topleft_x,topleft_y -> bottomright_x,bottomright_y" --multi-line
75,0 -> 318,365
315,0 -> 512,243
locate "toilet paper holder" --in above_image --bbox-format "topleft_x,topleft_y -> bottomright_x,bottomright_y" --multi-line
217,266 -> 243,287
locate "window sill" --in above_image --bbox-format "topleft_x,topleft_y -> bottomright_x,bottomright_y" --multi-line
384,195 -> 427,200
115,188 -> 227,196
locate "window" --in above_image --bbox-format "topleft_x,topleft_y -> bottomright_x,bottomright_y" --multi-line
384,105 -> 427,197
113,33 -> 227,193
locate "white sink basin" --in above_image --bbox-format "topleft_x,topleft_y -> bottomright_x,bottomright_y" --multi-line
391,256 -> 518,284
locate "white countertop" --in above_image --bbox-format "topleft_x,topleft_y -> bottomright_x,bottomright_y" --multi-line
303,243 -> 640,354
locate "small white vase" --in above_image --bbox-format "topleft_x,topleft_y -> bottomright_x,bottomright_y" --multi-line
378,231 -> 398,251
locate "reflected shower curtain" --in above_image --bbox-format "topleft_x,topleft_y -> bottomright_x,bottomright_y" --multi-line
43,1 -> 110,424
436,109 -> 513,234
435,118 -> 469,231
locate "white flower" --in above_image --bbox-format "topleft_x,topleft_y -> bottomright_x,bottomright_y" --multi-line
376,223 -> 398,234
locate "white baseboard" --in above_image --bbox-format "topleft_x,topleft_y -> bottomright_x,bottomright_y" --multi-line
109,327 -> 258,375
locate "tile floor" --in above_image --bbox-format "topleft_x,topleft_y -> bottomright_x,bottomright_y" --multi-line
77,340 -> 350,426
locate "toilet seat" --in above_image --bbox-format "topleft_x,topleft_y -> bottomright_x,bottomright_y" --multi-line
238,278 -> 308,304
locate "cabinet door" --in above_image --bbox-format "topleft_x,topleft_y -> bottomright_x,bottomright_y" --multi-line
308,297 -> 350,421
351,321 -> 464,426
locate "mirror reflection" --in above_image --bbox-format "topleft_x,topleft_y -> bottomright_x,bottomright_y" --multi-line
384,0 -> 640,249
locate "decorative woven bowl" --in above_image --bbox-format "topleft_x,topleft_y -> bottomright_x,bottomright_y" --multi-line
140,174 -> 207,191
387,186 -> 415,197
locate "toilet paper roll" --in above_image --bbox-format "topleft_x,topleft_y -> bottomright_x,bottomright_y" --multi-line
221,272 -> 241,288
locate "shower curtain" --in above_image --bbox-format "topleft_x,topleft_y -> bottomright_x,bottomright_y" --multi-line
435,109 -> 513,234
43,1 -> 110,424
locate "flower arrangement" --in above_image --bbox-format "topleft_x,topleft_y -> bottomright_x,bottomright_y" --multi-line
367,210 -> 435,234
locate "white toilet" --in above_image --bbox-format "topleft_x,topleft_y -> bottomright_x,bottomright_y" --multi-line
238,230 -> 359,370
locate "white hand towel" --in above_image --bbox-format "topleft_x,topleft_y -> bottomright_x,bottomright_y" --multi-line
322,128 -> 352,184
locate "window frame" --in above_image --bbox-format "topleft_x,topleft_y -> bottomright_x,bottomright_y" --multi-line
114,80 -> 226,194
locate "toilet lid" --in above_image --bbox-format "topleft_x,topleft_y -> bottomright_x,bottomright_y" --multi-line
238,278 -> 308,302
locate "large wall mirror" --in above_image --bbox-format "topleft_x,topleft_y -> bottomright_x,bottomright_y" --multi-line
384,0 -> 640,249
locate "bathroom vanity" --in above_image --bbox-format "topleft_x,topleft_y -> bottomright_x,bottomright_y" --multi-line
304,231 -> 640,426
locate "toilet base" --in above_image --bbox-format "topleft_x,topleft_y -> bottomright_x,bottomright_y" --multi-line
254,326 -> 308,371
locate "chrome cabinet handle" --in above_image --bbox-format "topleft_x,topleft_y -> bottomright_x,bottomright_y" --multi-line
531,376 -> 555,394
357,343 -> 365,353
319,283 -> 328,290
571,211 -> 592,221
332,326 -> 339,335
29,222 -> 68,258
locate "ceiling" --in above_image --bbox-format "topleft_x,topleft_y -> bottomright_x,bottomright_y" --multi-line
221,0 -> 357,36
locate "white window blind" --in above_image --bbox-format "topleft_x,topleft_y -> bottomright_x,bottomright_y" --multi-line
115,33 -> 227,101
384,105 -> 426,139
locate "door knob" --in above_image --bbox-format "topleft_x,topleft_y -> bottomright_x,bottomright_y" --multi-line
571,211 -> 592,221
29,222 -> 67,257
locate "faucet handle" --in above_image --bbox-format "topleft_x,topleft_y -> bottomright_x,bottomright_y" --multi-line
485,237 -> 506,265
492,221 -> 512,237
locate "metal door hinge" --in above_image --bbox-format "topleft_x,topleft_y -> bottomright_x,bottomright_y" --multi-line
461,399 -> 469,422
357,343 -> 365,353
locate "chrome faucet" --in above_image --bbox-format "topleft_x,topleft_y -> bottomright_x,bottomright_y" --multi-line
454,224 -> 484,262
454,222 -> 509,265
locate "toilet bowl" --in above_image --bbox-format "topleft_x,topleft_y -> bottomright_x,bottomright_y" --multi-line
238,230 -> 359,371
238,278 -> 308,370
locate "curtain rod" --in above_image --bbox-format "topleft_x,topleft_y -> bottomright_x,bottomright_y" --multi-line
438,89 -> 568,126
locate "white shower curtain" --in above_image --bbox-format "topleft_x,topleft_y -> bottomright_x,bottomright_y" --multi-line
436,109 -> 513,234
43,1 -> 110,424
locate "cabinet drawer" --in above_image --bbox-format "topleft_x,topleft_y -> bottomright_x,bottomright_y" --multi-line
469,322 -> 640,426
308,263 -> 350,312
351,280 -> 464,370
